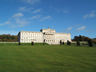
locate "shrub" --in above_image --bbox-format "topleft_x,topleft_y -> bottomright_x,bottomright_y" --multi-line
67,40 -> 71,45
60,40 -> 62,45
18,42 -> 21,45
88,40 -> 93,47
77,40 -> 80,46
62,42 -> 64,45
31,42 -> 34,46
60,40 -> 64,45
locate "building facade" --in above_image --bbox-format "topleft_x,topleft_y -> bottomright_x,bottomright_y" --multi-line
18,28 -> 71,44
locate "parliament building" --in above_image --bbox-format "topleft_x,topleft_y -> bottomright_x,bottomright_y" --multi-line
18,28 -> 71,44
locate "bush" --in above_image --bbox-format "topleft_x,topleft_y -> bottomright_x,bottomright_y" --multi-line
31,42 -> 34,46
67,40 -> 71,45
88,40 -> 93,47
62,42 -> 64,45
43,39 -> 45,45
60,40 -> 62,45
60,40 -> 64,45
18,42 -> 21,45
76,40 -> 80,46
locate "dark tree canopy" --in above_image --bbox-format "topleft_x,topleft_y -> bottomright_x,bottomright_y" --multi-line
18,42 -> 21,45
60,40 -> 64,45
72,35 -> 96,44
88,40 -> 93,47
31,42 -> 34,45
76,40 -> 80,46
67,40 -> 71,45
72,35 -> 91,41
0,34 -> 18,42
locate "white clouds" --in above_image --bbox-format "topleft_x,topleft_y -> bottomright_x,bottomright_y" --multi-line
12,13 -> 24,18
19,7 -> 41,14
31,15 -> 41,19
0,21 -> 10,26
11,12 -> 28,27
19,7 -> 26,11
40,16 -> 52,21
77,26 -> 86,31
0,6 -> 52,28
0,12 -> 29,28
23,0 -> 40,5
0,24 -> 4,26
66,27 -> 73,31
32,9 -> 41,14
54,8 -> 69,14
30,15 -> 52,21
15,18 -> 29,27
83,14 -> 89,19
19,7 -> 34,12
4,21 -> 10,24
66,25 -> 86,32
83,11 -> 96,19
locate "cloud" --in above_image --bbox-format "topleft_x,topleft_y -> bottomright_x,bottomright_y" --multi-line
32,9 -> 41,14
0,23 -> 4,26
19,7 -> 34,12
31,15 -> 41,19
83,11 -> 96,19
0,12 -> 30,28
0,6 -> 52,28
11,12 -> 28,27
66,27 -> 73,31
12,13 -> 24,18
40,16 -> 52,21
30,15 -> 52,22
15,18 -> 29,27
83,14 -> 89,19
4,21 -> 10,24
19,7 -> 26,11
23,0 -> 40,5
77,26 -> 86,31
53,8 -> 69,14
1,18 -> 29,28
0,21 -> 10,26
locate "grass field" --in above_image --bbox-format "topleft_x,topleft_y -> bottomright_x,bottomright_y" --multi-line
0,43 -> 96,72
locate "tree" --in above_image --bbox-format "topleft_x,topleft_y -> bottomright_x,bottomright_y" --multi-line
0,34 -> 18,42
18,42 -> 21,45
43,39 -> 45,45
60,40 -> 64,45
76,40 -> 80,46
67,40 -> 71,45
72,35 -> 91,41
88,40 -> 93,47
31,41 -> 34,46
62,42 -> 64,45
60,40 -> 62,45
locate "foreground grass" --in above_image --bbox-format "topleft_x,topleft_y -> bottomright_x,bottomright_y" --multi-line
0,43 -> 96,72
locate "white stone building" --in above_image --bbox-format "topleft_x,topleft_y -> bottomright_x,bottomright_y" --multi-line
18,28 -> 71,44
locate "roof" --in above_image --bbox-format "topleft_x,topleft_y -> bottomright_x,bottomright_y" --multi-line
20,31 -> 42,33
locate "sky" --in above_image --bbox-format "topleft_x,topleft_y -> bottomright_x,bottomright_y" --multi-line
0,0 -> 96,38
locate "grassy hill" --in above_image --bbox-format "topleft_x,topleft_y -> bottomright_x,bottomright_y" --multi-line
0,43 -> 96,72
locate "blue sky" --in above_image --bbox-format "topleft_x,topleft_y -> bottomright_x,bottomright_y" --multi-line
0,0 -> 96,38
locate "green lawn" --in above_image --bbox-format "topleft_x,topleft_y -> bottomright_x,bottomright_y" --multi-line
0,43 -> 96,72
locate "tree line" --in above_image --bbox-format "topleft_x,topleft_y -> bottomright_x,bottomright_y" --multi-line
72,35 -> 96,44
0,34 -> 18,42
